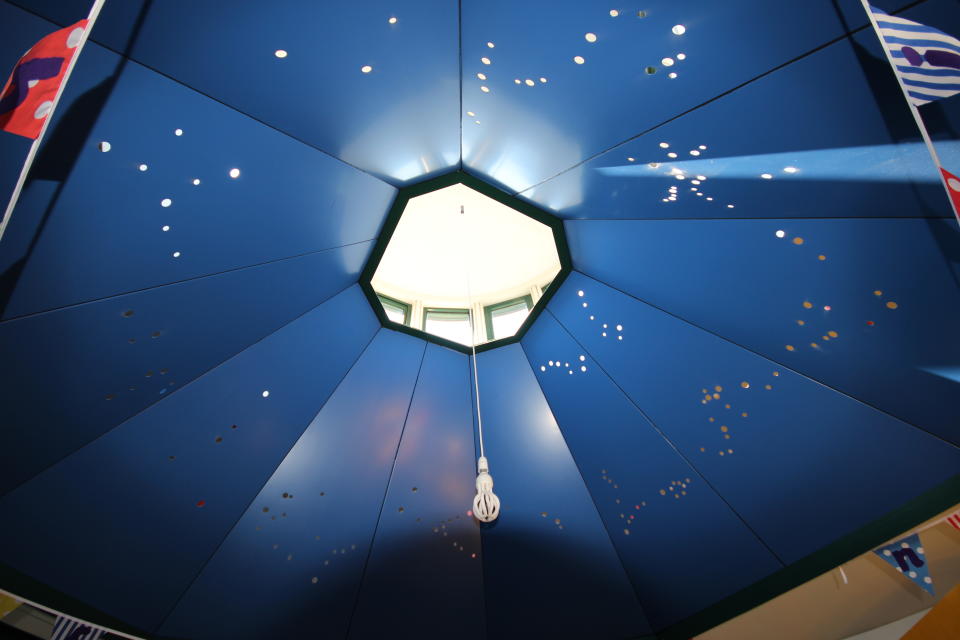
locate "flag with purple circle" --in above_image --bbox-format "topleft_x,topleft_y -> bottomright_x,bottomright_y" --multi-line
873,533 -> 934,595
0,20 -> 87,139
868,5 -> 960,106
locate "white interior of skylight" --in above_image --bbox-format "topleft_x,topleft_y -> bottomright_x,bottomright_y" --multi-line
372,184 -> 561,346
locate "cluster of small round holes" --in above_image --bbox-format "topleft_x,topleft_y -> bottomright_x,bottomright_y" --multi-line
777,232 -> 897,339
698,372 -> 778,451
653,143 -> 735,208
577,290 -> 626,341
539,355 -> 588,376
602,468 -> 690,535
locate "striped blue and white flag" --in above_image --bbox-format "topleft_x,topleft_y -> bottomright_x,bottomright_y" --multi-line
51,614 -> 106,640
868,5 -> 960,105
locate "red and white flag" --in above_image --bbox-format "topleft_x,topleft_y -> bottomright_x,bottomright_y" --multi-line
0,20 -> 88,139
947,510 -> 960,530
941,168 -> 960,216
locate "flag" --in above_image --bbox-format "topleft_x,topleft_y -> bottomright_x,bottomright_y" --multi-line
51,615 -> 105,640
0,20 -> 88,139
868,5 -> 960,105
873,533 -> 934,595
947,510 -> 960,530
942,168 -> 960,214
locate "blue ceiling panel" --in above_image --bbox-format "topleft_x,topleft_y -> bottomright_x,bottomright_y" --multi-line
473,344 -> 650,639
0,32 -> 394,319
521,312 -> 782,630
348,343 -> 485,640
0,285 -> 379,630
0,245 -> 369,496
548,272 -> 960,564
2,0 -> 960,636
522,30 -> 954,220
159,330 -> 426,640
566,218 -> 960,445
460,0 -> 913,194
8,0 -> 461,185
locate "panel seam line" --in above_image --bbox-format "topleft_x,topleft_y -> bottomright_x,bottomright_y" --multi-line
342,339 -> 429,639
152,325 -> 385,634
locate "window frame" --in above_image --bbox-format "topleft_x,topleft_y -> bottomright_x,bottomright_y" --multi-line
377,294 -> 411,326
483,295 -> 533,341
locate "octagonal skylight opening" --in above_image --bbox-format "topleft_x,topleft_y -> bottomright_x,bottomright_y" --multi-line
370,181 -> 563,348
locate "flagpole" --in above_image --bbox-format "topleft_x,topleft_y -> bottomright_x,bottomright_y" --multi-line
0,0 -> 107,245
860,0 -> 960,226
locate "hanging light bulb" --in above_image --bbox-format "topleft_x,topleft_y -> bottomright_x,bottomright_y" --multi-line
473,456 -> 500,522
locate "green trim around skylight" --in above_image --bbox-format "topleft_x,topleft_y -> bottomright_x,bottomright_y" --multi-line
358,170 -> 573,355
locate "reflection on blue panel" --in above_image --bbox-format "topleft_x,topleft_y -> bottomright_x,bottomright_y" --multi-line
11,0 -> 461,184
473,344 -> 649,639
596,142 -> 955,183
462,0 -> 896,194
160,330 -> 425,640
549,272 -> 960,563
1,40 -> 394,318
566,218 -> 960,444
0,286 -> 379,629
522,313 -> 781,629
523,32 -> 949,218
0,245 -> 369,495
349,344 -> 484,640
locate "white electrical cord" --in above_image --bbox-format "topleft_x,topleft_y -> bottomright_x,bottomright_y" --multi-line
462,204 -> 499,522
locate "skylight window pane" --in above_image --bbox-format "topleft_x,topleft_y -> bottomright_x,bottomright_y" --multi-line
378,295 -> 410,326
384,304 -> 406,324
424,309 -> 473,346
489,299 -> 531,340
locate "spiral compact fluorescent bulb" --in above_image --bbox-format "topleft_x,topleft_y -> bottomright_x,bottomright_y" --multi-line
472,456 -> 500,523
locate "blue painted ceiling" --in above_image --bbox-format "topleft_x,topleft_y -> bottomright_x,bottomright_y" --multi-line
0,1 -> 958,639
